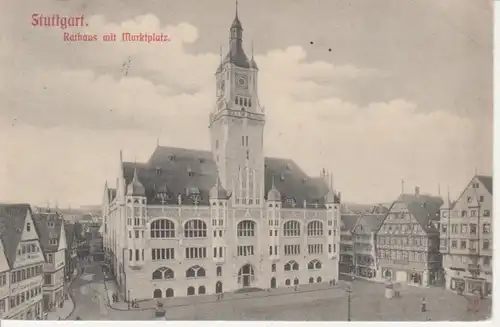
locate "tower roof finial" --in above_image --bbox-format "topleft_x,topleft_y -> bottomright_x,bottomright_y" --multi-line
236,0 -> 239,17
251,40 -> 254,59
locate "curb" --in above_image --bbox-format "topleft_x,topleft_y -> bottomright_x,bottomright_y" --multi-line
102,282 -> 341,312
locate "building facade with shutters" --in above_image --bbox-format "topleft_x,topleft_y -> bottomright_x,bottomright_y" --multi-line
32,209 -> 67,312
376,188 -> 443,287
439,175 -> 493,297
339,214 -> 359,277
101,8 -> 341,301
352,211 -> 386,281
0,204 -> 45,320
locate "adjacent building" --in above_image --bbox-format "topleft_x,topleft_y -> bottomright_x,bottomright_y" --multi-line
352,211 -> 385,281
63,223 -> 78,279
376,188 -> 443,287
339,214 -> 359,277
102,8 -> 341,301
0,204 -> 45,320
440,175 -> 493,296
32,209 -> 67,311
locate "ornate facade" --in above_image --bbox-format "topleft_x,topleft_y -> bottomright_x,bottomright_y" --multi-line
376,188 -> 443,287
102,8 -> 341,301
439,175 -> 492,296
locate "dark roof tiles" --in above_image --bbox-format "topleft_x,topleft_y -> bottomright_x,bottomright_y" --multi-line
477,175 -> 493,195
396,193 -> 443,233
340,214 -> 360,232
0,203 -> 32,268
32,212 -> 64,253
123,146 -> 334,208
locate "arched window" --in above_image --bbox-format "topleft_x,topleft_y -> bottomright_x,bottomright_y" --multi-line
186,265 -> 206,278
150,219 -> 176,239
237,220 -> 256,237
166,288 -> 174,298
284,261 -> 299,271
187,286 -> 195,296
307,221 -> 323,236
217,266 -> 222,276
316,277 -> 322,283
285,279 -> 291,286
294,278 -> 299,285
184,219 -> 207,238
307,260 -> 322,270
153,289 -> 162,298
152,267 -> 174,280
198,286 -> 206,294
283,220 -> 301,237
309,277 -> 314,284
271,264 -> 276,272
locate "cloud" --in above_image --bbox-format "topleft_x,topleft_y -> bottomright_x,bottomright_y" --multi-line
0,13 -> 491,206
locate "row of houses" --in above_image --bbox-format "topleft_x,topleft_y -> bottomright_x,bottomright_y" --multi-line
0,204 -> 81,320
339,175 -> 493,297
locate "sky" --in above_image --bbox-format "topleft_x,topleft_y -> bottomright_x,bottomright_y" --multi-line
0,0 -> 493,207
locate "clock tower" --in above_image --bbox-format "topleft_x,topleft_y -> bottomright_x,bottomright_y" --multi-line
209,3 -> 265,207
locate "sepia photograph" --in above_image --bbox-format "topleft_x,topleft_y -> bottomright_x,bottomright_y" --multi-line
0,0 -> 494,322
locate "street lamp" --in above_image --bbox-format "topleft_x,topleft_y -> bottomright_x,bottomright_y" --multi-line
128,290 -> 131,310
346,285 -> 353,321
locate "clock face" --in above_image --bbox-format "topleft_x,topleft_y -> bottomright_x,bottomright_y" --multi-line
237,75 -> 247,88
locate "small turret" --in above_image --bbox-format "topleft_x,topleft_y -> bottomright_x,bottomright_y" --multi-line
267,177 -> 281,202
127,168 -> 145,196
210,175 -> 229,200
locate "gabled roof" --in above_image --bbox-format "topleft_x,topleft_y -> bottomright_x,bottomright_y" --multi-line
340,214 -> 360,233
395,194 -> 443,233
32,212 -> 63,253
354,213 -> 386,234
123,146 -> 336,208
476,175 -> 492,195
0,203 -> 32,268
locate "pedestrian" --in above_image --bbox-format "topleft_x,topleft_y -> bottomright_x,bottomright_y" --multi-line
421,297 -> 427,313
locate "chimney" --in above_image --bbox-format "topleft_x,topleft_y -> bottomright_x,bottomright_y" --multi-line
415,186 -> 420,196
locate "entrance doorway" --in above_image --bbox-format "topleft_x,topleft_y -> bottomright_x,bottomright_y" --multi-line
216,281 -> 223,293
270,277 -> 276,288
238,264 -> 255,288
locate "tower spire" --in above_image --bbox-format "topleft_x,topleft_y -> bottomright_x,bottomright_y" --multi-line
236,0 -> 239,17
251,40 -> 254,59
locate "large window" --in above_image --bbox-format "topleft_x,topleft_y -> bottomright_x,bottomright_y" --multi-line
184,219 -> 207,238
150,219 -> 176,238
284,244 -> 300,256
186,265 -> 206,278
237,245 -> 254,256
308,259 -> 322,270
284,260 -> 299,271
152,248 -> 175,260
283,220 -> 301,237
185,247 -> 207,259
307,221 -> 323,236
152,267 -> 174,280
237,220 -> 256,237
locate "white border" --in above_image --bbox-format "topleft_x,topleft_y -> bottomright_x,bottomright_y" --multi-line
2,1 -> 498,327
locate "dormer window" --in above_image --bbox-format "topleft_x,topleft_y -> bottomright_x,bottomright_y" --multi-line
285,164 -> 291,170
285,197 -> 295,206
187,167 -> 193,177
280,173 -> 285,182
156,168 -> 162,175
26,222 -> 31,232
199,158 -> 205,164
49,238 -> 58,245
48,222 -> 55,228
168,155 -> 176,161
302,178 -> 307,184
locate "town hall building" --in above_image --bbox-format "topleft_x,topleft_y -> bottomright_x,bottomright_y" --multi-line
102,7 -> 341,301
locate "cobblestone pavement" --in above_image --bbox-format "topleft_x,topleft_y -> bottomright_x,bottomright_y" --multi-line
163,280 -> 491,321
67,261 -> 491,321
